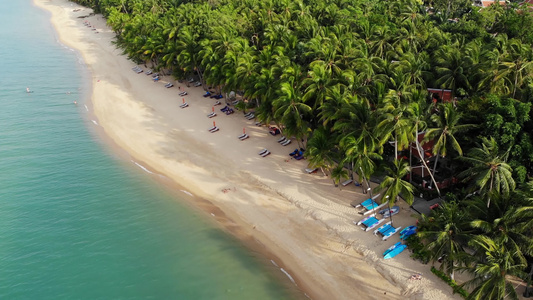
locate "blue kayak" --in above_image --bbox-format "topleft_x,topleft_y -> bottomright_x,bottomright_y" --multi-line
384,244 -> 407,259
400,226 -> 417,240
383,242 -> 402,256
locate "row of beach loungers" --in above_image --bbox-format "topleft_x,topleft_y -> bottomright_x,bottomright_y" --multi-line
131,68 -> 411,253
276,136 -> 291,146
132,66 -> 304,162
132,66 -> 179,89
289,148 -> 304,160
187,78 -> 202,87
203,91 -> 223,99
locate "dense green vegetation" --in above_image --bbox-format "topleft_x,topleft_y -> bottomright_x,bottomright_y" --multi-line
71,0 -> 533,297
431,266 -> 469,298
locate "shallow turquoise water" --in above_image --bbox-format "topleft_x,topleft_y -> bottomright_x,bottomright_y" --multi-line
0,1 -> 295,299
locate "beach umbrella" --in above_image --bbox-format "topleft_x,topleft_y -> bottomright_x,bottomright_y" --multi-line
243,127 -> 246,134
182,98 -> 185,104
213,121 -> 216,127
212,106 -> 215,112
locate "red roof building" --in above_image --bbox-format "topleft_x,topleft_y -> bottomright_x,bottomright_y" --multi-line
474,0 -> 506,7
427,88 -> 453,103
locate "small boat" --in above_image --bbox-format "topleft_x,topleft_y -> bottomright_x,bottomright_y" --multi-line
383,242 -> 403,256
374,222 -> 402,240
379,205 -> 400,218
384,244 -> 407,259
355,215 -> 386,231
400,226 -> 417,240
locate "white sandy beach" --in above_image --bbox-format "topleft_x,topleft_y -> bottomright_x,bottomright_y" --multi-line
34,1 -> 462,299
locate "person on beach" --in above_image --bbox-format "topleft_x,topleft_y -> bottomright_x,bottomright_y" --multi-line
409,274 -> 422,280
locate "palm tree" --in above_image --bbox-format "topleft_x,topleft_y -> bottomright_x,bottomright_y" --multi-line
305,127 -> 338,177
433,43 -> 472,98
273,80 -> 311,148
176,26 -> 202,82
317,84 -> 347,127
467,191 -> 533,261
459,137 -> 516,207
406,98 -> 441,193
342,135 -> 382,193
459,235 -> 527,300
393,52 -> 430,89
424,103 -> 474,188
494,39 -> 533,98
377,99 -> 412,160
407,96 -> 441,189
374,159 -> 415,209
417,201 -> 472,280
302,62 -> 333,111
333,99 -> 382,155
330,164 -> 349,188
253,67 -> 280,126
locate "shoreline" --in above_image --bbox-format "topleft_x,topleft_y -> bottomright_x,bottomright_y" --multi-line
34,1 -> 461,299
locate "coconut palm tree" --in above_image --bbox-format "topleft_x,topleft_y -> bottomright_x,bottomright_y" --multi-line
333,99 -> 382,154
302,62 -> 333,111
253,67 -> 280,126
393,52 -> 431,89
459,235 -> 527,300
330,164 -> 349,188
176,26 -> 202,82
374,159 -> 415,208
417,201 -> 472,280
433,43 -> 472,99
424,103 -> 475,187
317,84 -> 348,127
494,38 -> 533,98
342,135 -> 382,192
273,80 -> 311,147
404,95 -> 441,192
377,99 -> 412,160
467,191 -> 533,260
459,137 -> 516,207
305,127 -> 338,177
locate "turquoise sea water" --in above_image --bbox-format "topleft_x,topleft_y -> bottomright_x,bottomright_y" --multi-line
0,1 -> 296,299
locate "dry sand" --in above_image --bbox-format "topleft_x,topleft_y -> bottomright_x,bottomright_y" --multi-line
34,1 -> 462,299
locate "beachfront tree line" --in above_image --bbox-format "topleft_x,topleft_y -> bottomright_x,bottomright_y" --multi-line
70,0 -> 533,297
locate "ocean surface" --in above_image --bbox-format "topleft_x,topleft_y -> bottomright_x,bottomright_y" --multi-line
0,1 -> 296,299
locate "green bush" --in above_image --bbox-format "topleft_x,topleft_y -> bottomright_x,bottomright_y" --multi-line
430,267 -> 469,298
405,235 -> 431,264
